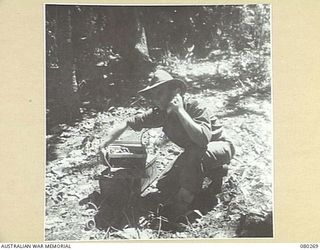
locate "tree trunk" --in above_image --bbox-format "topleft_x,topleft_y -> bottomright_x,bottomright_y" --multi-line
103,7 -> 154,79
56,6 -> 80,124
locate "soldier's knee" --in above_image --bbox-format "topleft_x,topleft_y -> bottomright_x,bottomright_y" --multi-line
203,141 -> 234,167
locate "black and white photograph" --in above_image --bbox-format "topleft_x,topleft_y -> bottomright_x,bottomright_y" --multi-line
45,4 -> 272,240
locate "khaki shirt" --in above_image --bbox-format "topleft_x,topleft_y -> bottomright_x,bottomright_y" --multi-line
127,100 -> 226,148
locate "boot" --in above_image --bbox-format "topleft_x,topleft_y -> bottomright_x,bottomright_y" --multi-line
159,187 -> 194,223
191,188 -> 218,215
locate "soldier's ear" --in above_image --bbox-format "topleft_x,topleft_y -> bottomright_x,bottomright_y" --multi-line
169,84 -> 182,95
174,87 -> 183,96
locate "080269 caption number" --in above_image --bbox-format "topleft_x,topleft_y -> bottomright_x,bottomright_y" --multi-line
300,244 -> 319,248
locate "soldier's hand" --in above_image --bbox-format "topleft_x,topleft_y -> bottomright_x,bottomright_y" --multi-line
97,141 -> 108,154
167,93 -> 183,114
97,146 -> 108,165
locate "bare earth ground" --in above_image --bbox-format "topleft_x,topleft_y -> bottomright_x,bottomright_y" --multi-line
45,54 -> 272,240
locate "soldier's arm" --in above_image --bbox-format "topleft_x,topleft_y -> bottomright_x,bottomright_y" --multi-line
176,108 -> 209,147
99,121 -> 128,149
169,94 -> 210,147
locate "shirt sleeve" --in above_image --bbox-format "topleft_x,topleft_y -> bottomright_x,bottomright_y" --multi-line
186,101 -> 213,143
127,107 -> 164,131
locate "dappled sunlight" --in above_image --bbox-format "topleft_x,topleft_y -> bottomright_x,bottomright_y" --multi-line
45,4 -> 272,240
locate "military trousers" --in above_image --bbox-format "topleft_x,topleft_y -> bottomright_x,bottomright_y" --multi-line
156,140 -> 235,204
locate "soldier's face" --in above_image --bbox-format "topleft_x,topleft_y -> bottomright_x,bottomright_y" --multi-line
147,85 -> 174,110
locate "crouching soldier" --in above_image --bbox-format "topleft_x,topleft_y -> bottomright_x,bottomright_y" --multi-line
99,69 -> 235,222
